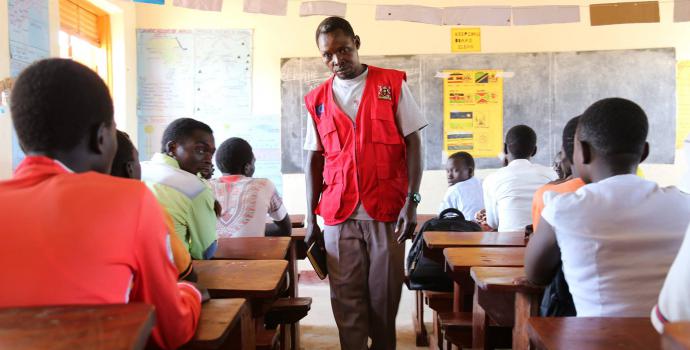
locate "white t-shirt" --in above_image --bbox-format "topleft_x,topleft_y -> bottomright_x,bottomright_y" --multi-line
439,177 -> 484,221
303,67 -> 428,220
651,223 -> 690,332
542,174 -> 690,317
211,175 -> 288,237
483,159 -> 557,231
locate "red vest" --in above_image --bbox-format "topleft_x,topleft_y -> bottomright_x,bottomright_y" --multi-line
304,66 -> 409,225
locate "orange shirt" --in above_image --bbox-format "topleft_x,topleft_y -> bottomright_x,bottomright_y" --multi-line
0,156 -> 201,349
531,178 -> 586,231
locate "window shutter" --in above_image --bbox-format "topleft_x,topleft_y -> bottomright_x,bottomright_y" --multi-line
59,0 -> 102,46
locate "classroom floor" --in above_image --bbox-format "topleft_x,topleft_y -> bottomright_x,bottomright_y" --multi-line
297,264 -> 431,350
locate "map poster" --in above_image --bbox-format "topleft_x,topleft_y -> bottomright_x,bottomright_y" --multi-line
443,69 -> 503,158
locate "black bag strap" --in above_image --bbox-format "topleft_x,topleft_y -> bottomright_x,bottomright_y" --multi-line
438,208 -> 466,221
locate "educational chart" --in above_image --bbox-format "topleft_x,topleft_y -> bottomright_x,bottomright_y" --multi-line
8,0 -> 50,169
443,70 -> 503,158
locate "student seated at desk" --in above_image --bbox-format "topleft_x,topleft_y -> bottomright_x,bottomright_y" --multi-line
526,97 -> 690,317
439,151 -> 484,221
141,118 -> 218,260
112,130 -> 195,280
211,137 -> 291,237
480,125 -> 557,231
0,59 -> 202,349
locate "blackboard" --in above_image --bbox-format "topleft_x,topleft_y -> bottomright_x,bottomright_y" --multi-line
281,48 -> 676,173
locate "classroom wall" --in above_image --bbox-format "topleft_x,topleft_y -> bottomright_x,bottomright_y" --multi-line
135,0 -> 690,214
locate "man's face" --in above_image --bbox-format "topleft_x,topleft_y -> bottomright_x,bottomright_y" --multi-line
98,121 -> 118,175
318,29 -> 362,80
172,130 -> 216,176
445,158 -> 471,186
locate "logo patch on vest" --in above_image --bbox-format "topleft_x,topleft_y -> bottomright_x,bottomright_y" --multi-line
315,104 -> 324,117
378,85 -> 392,101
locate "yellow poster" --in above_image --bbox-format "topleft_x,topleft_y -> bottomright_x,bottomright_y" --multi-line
677,61 -> 690,149
443,70 -> 503,158
451,28 -> 481,53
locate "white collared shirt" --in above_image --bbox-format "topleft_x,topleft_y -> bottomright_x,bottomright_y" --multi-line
439,177 -> 484,221
652,223 -> 690,332
483,159 -> 557,231
542,174 -> 690,317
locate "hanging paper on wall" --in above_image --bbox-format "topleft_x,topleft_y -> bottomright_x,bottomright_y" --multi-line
675,0 -> 690,22
590,1 -> 660,26
173,0 -> 222,12
450,28 -> 481,53
244,0 -> 287,16
299,1 -> 346,17
512,5 -> 580,26
443,70 -> 503,158
375,5 -> 443,25
134,0 -> 165,5
677,61 -> 690,149
443,6 -> 511,26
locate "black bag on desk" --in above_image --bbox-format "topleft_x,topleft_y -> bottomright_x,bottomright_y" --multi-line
406,208 -> 482,292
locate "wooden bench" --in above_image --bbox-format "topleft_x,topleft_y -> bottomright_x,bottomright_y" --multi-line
438,311 -> 473,349
184,299 -> 252,350
527,317 -> 661,350
0,303 -> 155,350
213,237 -> 291,261
664,322 -> 690,350
422,291 -> 453,349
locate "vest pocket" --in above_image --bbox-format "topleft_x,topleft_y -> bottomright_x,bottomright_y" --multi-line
371,104 -> 402,145
316,118 -> 342,153
319,165 -> 344,219
375,163 -> 407,214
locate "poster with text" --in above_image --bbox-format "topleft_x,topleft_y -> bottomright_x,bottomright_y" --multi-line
443,69 -> 503,158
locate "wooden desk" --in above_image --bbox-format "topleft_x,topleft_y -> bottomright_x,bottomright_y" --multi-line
417,214 -> 436,227
424,231 -> 525,264
214,237 -> 291,260
184,299 -> 253,350
664,322 -> 690,350
0,304 -> 154,350
471,266 -> 543,350
290,214 -> 305,228
290,228 -> 307,260
527,317 -> 661,350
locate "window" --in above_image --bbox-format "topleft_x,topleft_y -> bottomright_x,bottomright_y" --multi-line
58,0 -> 111,87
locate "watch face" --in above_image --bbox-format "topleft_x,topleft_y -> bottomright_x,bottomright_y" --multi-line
412,193 -> 421,203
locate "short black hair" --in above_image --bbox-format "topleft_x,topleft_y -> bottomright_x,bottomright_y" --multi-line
111,130 -> 136,178
505,125 -> 537,159
160,118 -> 213,152
562,116 -> 580,162
315,16 -> 355,44
10,58 -> 113,153
448,151 -> 475,170
215,137 -> 253,174
579,98 -> 648,156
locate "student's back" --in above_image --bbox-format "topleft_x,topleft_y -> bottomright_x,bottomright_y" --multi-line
652,224 -> 690,331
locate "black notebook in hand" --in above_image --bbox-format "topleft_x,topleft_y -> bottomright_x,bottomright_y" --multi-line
307,242 -> 328,280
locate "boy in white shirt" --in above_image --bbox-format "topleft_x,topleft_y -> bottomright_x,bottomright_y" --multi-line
482,125 -> 557,231
651,225 -> 690,332
526,97 -> 690,317
439,151 -> 484,220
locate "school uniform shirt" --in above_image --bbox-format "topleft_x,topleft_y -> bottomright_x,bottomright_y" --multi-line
651,224 -> 690,332
211,175 -> 288,237
0,156 -> 202,350
483,159 -> 557,231
439,177 -> 484,220
542,174 -> 690,317
141,153 -> 218,260
303,67 -> 428,221
531,177 -> 585,231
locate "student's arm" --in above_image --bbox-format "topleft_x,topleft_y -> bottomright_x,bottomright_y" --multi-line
524,215 -> 561,285
483,177 -> 498,229
267,184 -> 291,236
131,189 -> 202,350
305,150 -> 325,246
396,130 -> 423,242
188,188 -> 219,260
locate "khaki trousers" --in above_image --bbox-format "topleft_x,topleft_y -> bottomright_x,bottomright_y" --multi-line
324,220 -> 405,350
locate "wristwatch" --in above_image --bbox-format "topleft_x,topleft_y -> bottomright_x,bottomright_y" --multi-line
408,192 -> 421,204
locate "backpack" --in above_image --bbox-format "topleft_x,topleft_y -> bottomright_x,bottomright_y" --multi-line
539,264 -> 577,316
406,208 -> 482,292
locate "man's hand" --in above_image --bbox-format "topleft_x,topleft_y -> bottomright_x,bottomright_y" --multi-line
474,209 -> 494,231
305,217 -> 323,248
199,163 -> 214,180
395,200 -> 417,243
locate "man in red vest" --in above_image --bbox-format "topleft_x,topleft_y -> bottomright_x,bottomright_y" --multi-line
304,17 -> 427,349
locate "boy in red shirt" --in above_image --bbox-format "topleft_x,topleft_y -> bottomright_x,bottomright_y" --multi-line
0,59 -> 202,349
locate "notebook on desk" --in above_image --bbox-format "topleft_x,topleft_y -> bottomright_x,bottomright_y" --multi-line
307,242 -> 328,280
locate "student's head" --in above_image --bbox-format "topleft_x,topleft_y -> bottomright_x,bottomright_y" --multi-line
10,58 -> 117,173
315,16 -> 363,80
111,131 -> 141,180
161,118 -> 215,176
554,116 -> 581,179
574,98 -> 649,183
446,151 -> 475,186
504,125 -> 537,162
215,137 -> 255,177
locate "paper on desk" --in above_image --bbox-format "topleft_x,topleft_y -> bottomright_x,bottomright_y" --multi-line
375,5 -> 443,25
443,6 -> 512,26
244,0 -> 287,16
512,5 -> 580,25
299,1 -> 346,17
675,0 -> 690,22
173,0 -> 222,12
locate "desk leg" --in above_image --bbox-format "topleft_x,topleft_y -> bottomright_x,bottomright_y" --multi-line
288,243 -> 300,350
452,282 -> 464,313
472,285 -> 488,350
512,292 -> 540,350
413,290 -> 429,346
231,305 -> 255,350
